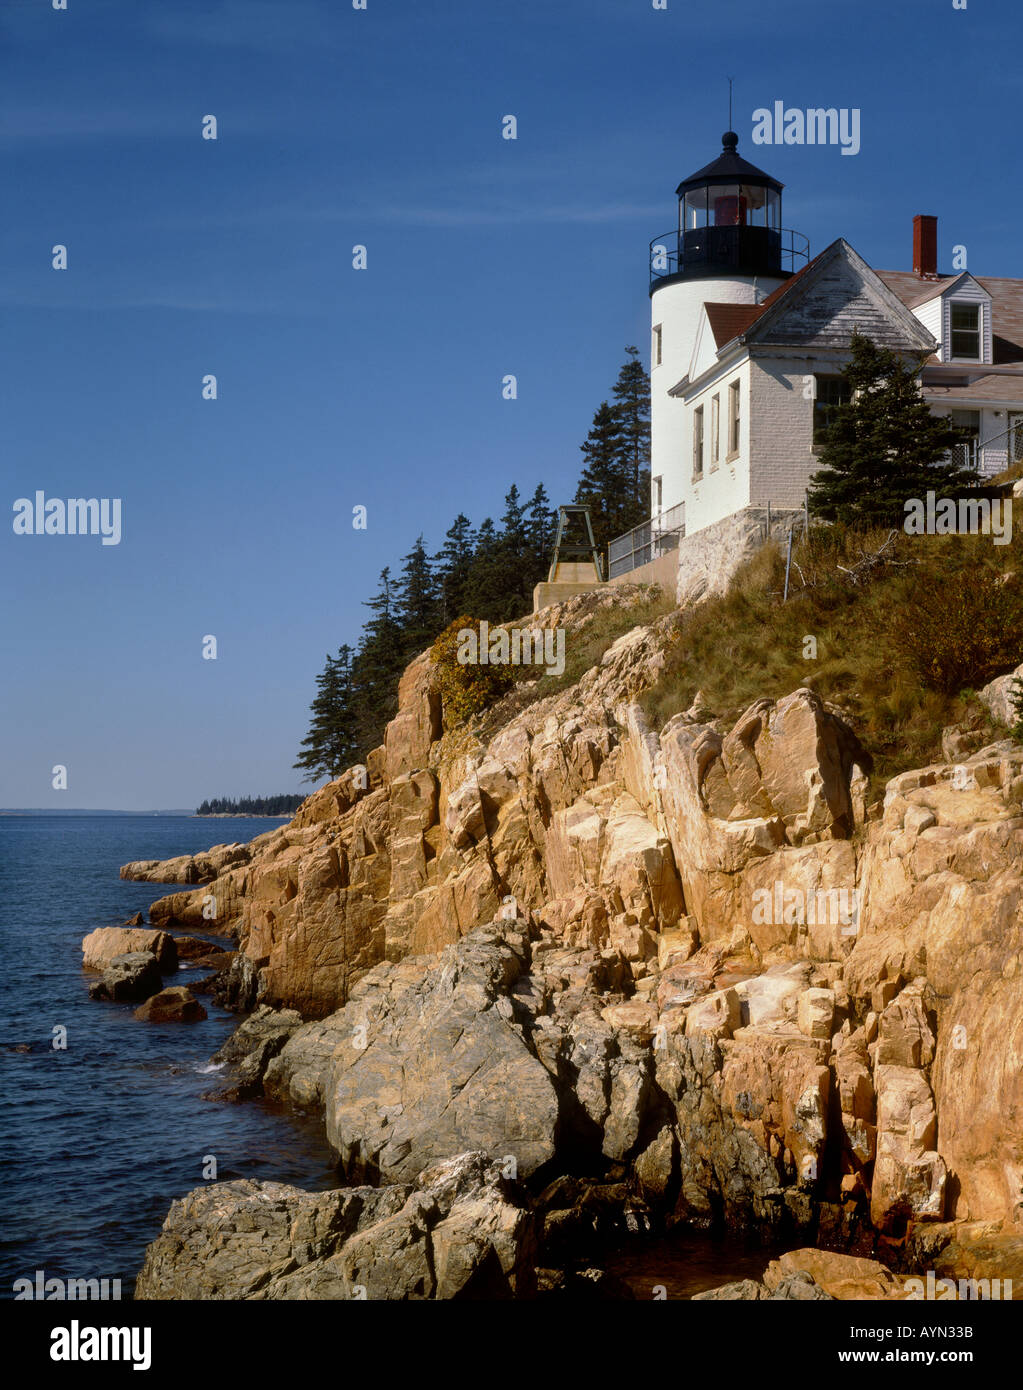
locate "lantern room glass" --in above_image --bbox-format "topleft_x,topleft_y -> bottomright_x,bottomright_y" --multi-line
683,182 -> 779,231
683,187 -> 708,230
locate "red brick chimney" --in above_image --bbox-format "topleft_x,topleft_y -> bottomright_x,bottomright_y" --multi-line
913,214 -> 938,278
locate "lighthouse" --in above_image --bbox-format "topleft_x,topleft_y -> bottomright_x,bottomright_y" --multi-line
648,132 -> 808,534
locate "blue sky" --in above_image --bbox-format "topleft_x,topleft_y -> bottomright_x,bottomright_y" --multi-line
2,0 -> 1019,809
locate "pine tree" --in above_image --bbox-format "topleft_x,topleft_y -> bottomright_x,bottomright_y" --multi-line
350,570 -> 406,755
574,401 -> 627,551
394,535 -> 441,657
526,482 -> 556,572
435,513 -> 476,624
499,485 -> 528,562
808,331 -> 977,528
611,345 -> 652,520
294,645 -> 360,783
493,485 -> 532,616
461,518 -> 507,619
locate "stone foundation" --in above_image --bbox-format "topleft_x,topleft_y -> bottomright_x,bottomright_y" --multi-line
676,506 -> 804,605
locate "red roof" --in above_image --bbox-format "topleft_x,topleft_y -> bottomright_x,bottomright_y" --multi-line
701,246 -> 833,349
704,303 -> 764,348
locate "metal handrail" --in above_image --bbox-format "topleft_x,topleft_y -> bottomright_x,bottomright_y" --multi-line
608,502 -> 685,579
973,417 -> 1023,476
943,419 -> 1023,480
649,227 -> 810,289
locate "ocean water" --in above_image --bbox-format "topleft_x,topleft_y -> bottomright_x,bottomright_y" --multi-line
0,815 -> 340,1300
0,813 -> 790,1302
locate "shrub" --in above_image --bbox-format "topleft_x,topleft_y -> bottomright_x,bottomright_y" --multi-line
884,564 -> 1023,696
639,526 -> 1010,785
430,616 -> 514,728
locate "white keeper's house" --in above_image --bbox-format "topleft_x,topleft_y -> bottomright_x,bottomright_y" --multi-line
608,131 -> 1023,585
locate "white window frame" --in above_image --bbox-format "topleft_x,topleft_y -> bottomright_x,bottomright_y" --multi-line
727,379 -> 741,459
948,301 -> 982,362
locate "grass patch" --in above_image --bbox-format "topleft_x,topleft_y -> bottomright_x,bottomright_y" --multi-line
639,524 -> 1020,785
472,586 -> 675,742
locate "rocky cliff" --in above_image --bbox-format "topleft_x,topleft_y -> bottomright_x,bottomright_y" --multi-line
130,585 -> 1023,1298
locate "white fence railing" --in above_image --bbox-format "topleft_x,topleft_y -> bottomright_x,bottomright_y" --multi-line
608,502 -> 685,579
950,419 -> 1023,478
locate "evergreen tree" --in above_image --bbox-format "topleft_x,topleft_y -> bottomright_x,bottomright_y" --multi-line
525,482 -> 556,573
293,645 -> 360,782
493,485 -> 532,615
611,345 -> 652,520
461,518 -> 507,619
808,331 -> 977,528
350,569 -> 406,754
435,513 -> 476,624
394,535 -> 441,657
499,485 -> 528,563
574,401 -> 627,551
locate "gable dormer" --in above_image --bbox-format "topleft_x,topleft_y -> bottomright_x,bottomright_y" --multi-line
901,272 -> 993,366
939,273 -> 992,365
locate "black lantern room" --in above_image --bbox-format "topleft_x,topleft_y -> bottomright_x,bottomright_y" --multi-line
650,132 -> 807,290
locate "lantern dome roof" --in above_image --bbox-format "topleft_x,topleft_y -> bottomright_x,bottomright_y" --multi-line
676,132 -> 784,197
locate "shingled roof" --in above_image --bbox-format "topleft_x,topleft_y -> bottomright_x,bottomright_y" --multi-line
877,271 -> 1023,367
701,245 -> 849,349
698,259 -> 1023,383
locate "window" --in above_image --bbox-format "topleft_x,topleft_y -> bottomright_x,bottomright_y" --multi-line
693,406 -> 704,478
684,187 -> 709,230
813,375 -> 852,445
950,303 -> 981,360
728,379 -> 741,457
949,409 -> 980,440
710,395 -> 720,469
652,475 -> 663,513
652,324 -> 662,367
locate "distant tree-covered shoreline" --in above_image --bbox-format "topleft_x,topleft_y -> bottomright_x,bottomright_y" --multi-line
195,795 -> 304,817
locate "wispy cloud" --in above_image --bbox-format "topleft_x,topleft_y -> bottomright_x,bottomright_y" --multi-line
0,104 -> 273,144
0,287 -> 325,316
352,199 -> 662,228
142,0 -> 344,55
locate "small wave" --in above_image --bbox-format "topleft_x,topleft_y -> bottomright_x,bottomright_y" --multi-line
195,1061 -> 226,1074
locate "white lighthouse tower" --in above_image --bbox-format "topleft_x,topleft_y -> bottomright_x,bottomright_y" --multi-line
649,132 -> 807,534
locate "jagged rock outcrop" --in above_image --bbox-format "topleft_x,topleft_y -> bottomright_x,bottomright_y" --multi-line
134,987 -> 207,1022
257,920 -> 654,1182
135,1152 -> 536,1300
695,1270 -> 834,1300
82,926 -> 177,972
979,661 -> 1023,728
132,587 -> 1023,1295
121,841 -> 255,885
88,951 -> 163,1002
